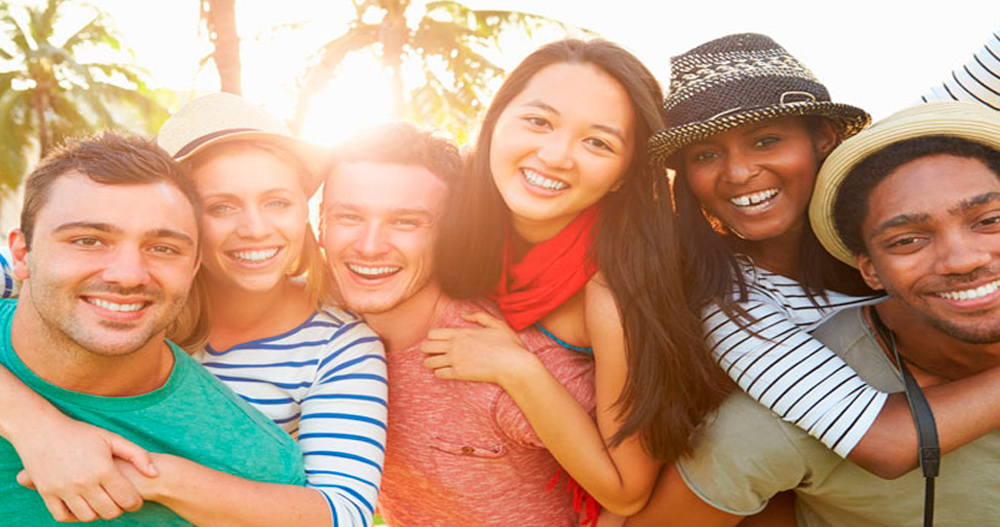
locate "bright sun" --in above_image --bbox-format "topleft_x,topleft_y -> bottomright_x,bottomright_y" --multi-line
298,53 -> 395,148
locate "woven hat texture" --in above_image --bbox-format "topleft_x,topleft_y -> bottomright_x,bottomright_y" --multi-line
157,93 -> 328,193
810,101 -> 1000,267
649,33 -> 870,165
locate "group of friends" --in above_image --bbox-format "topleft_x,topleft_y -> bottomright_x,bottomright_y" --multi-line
0,27 -> 999,527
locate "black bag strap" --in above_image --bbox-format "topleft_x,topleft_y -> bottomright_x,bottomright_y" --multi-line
870,307 -> 940,527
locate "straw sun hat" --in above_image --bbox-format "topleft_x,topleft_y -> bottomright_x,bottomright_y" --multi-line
810,101 -> 1000,267
648,33 -> 870,166
156,92 -> 329,193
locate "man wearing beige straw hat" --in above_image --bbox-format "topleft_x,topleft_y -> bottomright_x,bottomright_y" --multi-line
627,101 -> 1000,527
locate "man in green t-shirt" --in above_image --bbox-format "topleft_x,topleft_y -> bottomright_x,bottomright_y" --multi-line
0,133 -> 304,525
626,102 -> 1000,527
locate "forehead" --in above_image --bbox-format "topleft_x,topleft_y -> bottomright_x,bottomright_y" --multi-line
37,172 -> 198,238
686,116 -> 810,147
866,154 -> 1000,225
193,148 -> 306,194
324,162 -> 448,214
510,62 -> 634,127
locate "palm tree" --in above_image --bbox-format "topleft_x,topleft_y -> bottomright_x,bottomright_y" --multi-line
292,0 -> 570,141
200,0 -> 241,95
0,0 -> 167,193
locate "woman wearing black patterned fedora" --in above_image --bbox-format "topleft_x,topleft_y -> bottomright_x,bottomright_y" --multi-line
647,32 -> 1000,484
0,94 -> 386,527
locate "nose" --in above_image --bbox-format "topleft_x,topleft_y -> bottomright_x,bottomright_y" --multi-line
353,221 -> 390,257
101,245 -> 151,288
935,230 -> 991,276
722,151 -> 759,186
535,132 -> 575,170
235,206 -> 271,239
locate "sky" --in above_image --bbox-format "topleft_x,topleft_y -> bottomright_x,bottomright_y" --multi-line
1,0 -> 998,230
88,0 -> 999,133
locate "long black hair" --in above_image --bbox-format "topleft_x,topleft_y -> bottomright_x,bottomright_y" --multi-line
436,39 -> 731,462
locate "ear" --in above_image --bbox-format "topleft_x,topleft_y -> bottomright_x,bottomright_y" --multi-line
811,118 -> 838,159
8,230 -> 30,281
856,253 -> 885,291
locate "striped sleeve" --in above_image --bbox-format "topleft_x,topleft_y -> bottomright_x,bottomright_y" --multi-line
0,247 -> 20,298
299,309 -> 387,527
704,266 -> 887,458
921,28 -> 1000,110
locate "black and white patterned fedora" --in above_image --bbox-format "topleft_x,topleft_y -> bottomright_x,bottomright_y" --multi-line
648,33 -> 871,166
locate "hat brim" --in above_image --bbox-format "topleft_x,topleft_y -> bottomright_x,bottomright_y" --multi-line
810,101 -> 1000,268
175,130 -> 329,195
648,101 -> 870,167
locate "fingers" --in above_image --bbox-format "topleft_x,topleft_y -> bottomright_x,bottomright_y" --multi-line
41,495 -> 78,523
425,328 -> 459,341
422,355 -> 452,371
64,494 -> 101,522
419,340 -> 450,356
462,311 -> 506,329
100,473 -> 144,513
432,366 -> 455,379
108,435 -> 157,478
16,469 -> 34,489
78,485 -> 128,521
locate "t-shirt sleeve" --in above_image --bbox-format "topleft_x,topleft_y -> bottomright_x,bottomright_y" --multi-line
678,393 -> 837,515
0,246 -> 20,298
494,345 -> 595,447
920,27 -> 1000,110
705,275 -> 887,458
297,316 -> 388,526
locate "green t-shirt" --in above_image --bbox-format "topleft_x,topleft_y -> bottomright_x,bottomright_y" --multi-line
0,299 -> 306,525
679,306 -> 1000,527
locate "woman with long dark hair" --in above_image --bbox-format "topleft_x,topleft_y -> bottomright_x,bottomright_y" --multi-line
422,39 -> 730,518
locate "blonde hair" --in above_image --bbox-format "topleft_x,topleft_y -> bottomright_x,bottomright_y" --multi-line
168,139 -> 334,351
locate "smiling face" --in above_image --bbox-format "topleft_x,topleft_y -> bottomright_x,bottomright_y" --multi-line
488,61 -> 635,242
12,173 -> 199,356
681,116 -> 835,242
858,154 -> 1000,343
321,161 -> 448,315
193,148 -> 310,294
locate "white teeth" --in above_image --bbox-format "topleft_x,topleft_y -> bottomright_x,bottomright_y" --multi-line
523,169 -> 568,191
937,279 -> 1000,301
231,248 -> 279,262
730,188 -> 779,208
87,298 -> 144,312
348,264 -> 401,277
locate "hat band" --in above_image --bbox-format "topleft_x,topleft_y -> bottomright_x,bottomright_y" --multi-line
173,127 -> 261,159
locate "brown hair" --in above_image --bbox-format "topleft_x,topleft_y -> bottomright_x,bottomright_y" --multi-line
329,121 -> 462,188
170,139 -> 333,349
21,131 -> 201,248
436,39 -> 730,462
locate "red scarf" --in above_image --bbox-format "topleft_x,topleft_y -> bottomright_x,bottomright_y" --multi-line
492,205 -> 601,330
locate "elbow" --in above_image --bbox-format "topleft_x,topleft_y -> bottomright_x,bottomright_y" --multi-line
601,492 -> 652,517
849,449 -> 916,480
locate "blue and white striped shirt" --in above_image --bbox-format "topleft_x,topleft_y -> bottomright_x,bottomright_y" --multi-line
194,307 -> 387,527
922,27 -> 1000,110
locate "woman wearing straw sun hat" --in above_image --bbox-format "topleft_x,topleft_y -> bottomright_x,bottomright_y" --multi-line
645,32 -> 1000,485
0,93 -> 386,527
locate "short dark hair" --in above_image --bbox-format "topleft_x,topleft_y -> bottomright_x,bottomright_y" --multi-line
833,136 -> 1000,256
329,121 -> 461,187
20,131 -> 201,248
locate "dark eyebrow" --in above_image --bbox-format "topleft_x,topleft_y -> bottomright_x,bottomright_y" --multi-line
949,191 -> 1000,214
868,213 -> 932,241
53,222 -> 195,247
523,99 -> 559,115
523,100 -> 626,143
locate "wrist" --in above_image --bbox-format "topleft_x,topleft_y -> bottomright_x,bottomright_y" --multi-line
139,453 -> 174,502
498,351 -> 544,393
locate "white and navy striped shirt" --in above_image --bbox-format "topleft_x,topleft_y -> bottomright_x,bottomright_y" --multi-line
922,27 -> 1000,110
194,307 -> 387,527
705,261 -> 886,458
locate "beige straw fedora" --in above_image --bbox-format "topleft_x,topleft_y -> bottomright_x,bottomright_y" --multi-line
157,93 -> 329,193
810,101 -> 1000,267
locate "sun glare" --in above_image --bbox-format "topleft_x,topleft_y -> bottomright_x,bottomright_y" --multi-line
299,53 -> 395,148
